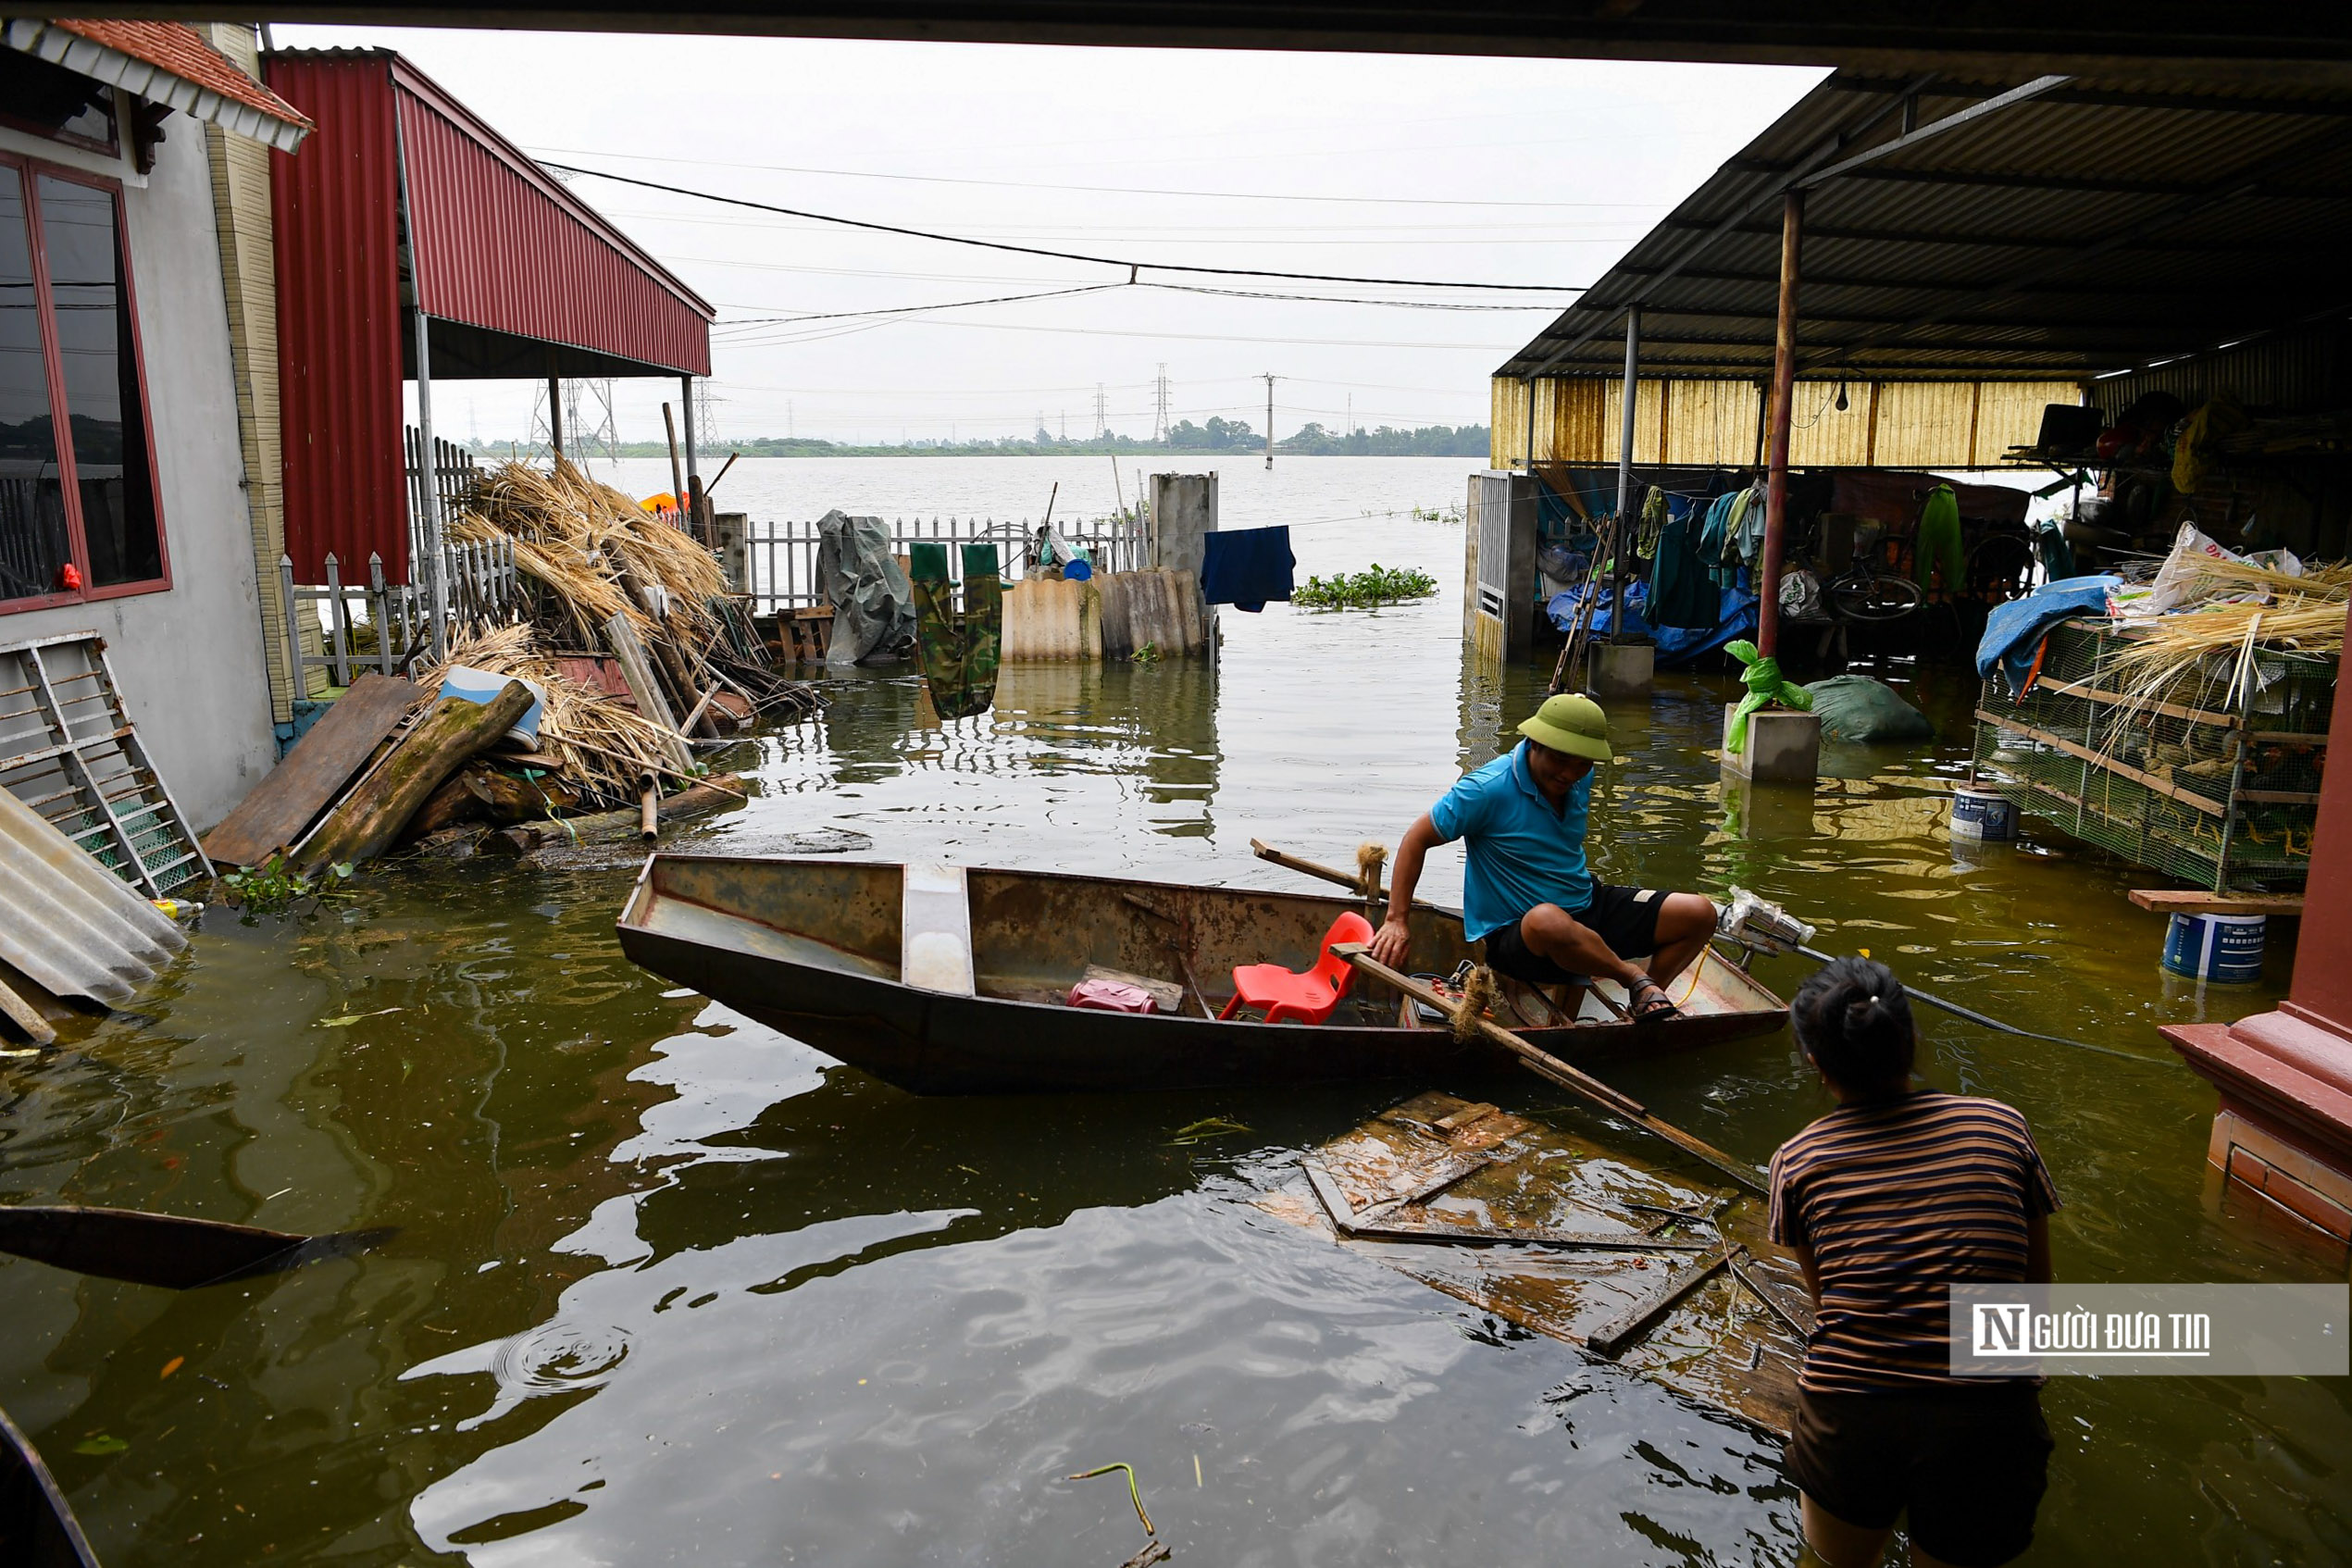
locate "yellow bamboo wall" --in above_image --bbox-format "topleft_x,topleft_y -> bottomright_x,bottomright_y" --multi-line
1490,375 -> 2082,471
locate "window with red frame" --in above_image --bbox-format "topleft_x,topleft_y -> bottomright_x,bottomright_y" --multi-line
1,156 -> 166,609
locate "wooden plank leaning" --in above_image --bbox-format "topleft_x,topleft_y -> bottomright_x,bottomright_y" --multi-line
602,612 -> 696,776
1331,942 -> 1769,1197
202,674 -> 422,868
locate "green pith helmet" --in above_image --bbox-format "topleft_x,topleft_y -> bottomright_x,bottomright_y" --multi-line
1517,692 -> 1613,763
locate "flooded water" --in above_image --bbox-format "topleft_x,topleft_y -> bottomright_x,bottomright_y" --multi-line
4,457 -> 2346,1565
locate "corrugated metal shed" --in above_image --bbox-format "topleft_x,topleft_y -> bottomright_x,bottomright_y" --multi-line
1498,70 -> 2352,386
0,786 -> 185,1009
265,49 -> 715,582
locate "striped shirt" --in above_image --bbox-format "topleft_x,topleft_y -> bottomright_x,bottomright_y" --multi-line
1768,1089 -> 2060,1394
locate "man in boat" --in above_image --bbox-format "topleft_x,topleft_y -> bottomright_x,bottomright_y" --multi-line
1367,692 -> 1717,1019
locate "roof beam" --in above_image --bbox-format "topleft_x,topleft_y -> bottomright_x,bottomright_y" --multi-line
1655,215 -> 2345,255
1794,73 -> 2072,188
1612,263 -> 2316,298
1835,166 -> 2352,200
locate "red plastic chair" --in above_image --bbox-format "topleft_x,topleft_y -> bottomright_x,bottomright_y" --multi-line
1219,911 -> 1376,1025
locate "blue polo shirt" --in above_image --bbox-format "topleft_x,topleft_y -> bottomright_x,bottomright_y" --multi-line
1427,740 -> 1595,940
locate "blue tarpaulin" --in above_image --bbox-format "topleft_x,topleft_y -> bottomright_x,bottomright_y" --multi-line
1547,578 -> 1759,667
1975,575 -> 2120,695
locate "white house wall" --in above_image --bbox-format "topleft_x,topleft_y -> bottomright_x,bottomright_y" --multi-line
0,116 -> 276,833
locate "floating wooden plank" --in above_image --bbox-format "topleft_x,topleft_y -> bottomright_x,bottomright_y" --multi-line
1263,1090 -> 1802,1435
2129,889 -> 2306,916
202,674 -> 420,867
1584,1244 -> 1736,1358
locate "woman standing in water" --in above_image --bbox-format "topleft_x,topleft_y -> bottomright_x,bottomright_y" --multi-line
1768,956 -> 2060,1568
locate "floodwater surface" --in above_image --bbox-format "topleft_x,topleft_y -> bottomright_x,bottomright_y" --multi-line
2,457 -> 2346,1566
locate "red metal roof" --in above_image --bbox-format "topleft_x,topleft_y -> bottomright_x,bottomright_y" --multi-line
265,49 -> 713,582
4,20 -> 310,149
393,59 -> 714,370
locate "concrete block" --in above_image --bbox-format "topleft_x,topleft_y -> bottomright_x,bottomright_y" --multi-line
1721,706 -> 1820,783
1591,641 -> 1654,701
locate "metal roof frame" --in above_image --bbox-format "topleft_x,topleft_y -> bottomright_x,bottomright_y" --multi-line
1500,70 -> 2352,383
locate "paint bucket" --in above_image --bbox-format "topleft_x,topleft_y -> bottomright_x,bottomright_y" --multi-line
1949,787 -> 2017,841
2160,913 -> 2266,984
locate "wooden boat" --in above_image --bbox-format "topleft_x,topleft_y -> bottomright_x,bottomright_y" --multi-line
616,854 -> 1788,1094
0,1402 -> 100,1567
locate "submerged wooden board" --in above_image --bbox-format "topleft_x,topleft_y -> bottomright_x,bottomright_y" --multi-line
1260,1090 -> 1807,1436
202,674 -> 420,868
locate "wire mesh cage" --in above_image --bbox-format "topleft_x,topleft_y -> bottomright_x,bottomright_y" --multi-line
1970,618 -> 2330,890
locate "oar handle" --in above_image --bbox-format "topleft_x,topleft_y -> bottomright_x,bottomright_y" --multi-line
1250,838 -> 1375,894
1334,943 -> 1767,1196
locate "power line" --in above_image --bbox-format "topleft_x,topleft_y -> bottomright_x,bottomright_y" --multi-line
539,161 -> 1586,293
712,282 -> 1122,328
529,143 -> 1667,211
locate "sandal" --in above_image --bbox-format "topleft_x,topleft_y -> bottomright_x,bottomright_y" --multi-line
1627,974 -> 1681,1021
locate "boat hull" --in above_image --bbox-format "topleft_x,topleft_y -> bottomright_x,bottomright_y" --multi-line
616,854 -> 1788,1095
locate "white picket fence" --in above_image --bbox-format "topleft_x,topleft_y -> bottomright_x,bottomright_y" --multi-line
742,514 -> 1147,614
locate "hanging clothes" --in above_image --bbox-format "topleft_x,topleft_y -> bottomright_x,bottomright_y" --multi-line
1200,526 -> 1296,612
1699,487 -> 1761,589
1733,484 -> 1770,569
1913,483 -> 1965,594
1648,495 -> 1720,630
909,541 -> 1002,720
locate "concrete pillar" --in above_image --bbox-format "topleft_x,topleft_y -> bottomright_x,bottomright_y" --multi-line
1591,641 -> 1654,701
1721,706 -> 1820,783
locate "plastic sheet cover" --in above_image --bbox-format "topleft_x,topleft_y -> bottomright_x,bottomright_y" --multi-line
815,511 -> 916,666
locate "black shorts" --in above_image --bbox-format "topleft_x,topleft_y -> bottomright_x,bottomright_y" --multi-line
1481,884 -> 1670,985
1787,1383 -> 2054,1568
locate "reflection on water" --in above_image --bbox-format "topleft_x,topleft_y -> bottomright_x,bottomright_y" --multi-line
0,465 -> 2345,1566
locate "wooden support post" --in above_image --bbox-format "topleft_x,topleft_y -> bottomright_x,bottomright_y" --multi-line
639,773 -> 660,842
1758,191 -> 1803,661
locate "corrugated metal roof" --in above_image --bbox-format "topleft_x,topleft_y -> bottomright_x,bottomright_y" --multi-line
269,51 -> 408,589
1499,70 -> 2352,383
0,785 -> 184,1010
265,49 -> 715,581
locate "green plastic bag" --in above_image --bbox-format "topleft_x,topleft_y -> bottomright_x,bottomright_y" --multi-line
1724,640 -> 1812,753
1802,675 -> 1934,743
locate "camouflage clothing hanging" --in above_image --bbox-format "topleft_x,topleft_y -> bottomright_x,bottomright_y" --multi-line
909,541 -> 1002,720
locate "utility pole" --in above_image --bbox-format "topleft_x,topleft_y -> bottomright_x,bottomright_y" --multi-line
1093,383 -> 1109,442
1260,372 -> 1278,468
1153,364 -> 1171,444
788,399 -> 794,441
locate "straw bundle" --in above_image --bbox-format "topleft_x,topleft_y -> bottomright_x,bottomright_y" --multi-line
449,459 -> 725,647
417,623 -> 693,802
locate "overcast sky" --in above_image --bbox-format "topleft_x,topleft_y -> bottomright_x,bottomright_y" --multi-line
275,26 -> 1823,447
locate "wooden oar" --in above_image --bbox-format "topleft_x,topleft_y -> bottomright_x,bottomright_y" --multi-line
0,1205 -> 396,1291
1331,943 -> 1767,1196
1250,839 -> 1420,903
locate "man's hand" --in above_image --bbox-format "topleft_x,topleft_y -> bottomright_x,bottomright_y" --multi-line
1368,916 -> 1412,969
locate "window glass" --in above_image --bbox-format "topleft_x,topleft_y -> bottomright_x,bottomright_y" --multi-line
0,166 -> 71,601
38,175 -> 158,587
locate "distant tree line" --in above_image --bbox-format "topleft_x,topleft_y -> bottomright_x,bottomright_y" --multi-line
470,422 -> 1488,461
